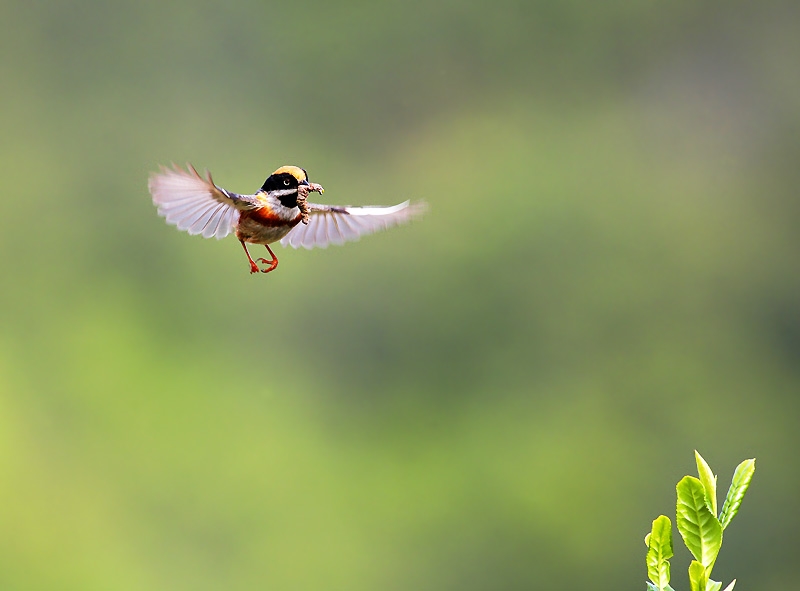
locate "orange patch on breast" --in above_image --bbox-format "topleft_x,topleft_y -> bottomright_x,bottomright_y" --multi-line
242,207 -> 301,228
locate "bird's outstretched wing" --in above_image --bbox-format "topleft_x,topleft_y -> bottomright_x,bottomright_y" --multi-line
149,164 -> 259,239
280,200 -> 427,250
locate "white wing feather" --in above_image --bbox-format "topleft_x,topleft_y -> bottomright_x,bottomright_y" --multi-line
149,164 -> 254,240
280,200 -> 427,250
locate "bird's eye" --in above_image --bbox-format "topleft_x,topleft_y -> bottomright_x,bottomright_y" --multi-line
283,179 -> 291,186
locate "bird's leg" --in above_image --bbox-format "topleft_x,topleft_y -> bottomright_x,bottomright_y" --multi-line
256,244 -> 279,274
240,240 -> 260,274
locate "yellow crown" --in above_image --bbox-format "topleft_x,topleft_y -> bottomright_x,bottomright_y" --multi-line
271,165 -> 307,182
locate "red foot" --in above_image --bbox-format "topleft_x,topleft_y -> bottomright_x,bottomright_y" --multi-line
241,241 -> 279,275
256,257 -> 278,274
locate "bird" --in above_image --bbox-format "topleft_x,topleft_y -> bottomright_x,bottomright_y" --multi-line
148,164 -> 426,274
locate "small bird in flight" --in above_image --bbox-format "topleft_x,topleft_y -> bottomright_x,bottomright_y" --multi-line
149,164 -> 426,274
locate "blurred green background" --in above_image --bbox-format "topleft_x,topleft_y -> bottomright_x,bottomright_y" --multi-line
1,0 -> 798,589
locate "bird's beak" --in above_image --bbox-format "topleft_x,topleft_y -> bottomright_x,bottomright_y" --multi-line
300,179 -> 323,193
299,179 -> 323,194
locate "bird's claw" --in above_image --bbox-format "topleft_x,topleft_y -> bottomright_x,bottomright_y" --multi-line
255,257 -> 278,274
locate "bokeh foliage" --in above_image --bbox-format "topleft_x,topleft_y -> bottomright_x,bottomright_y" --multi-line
1,0 -> 798,589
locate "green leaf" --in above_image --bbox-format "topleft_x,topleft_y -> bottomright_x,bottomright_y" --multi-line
688,560 -> 708,591
707,579 -> 722,591
695,451 -> 718,516
719,459 -> 755,530
676,476 -> 722,568
721,579 -> 736,591
647,583 -> 659,591
646,515 -> 673,590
